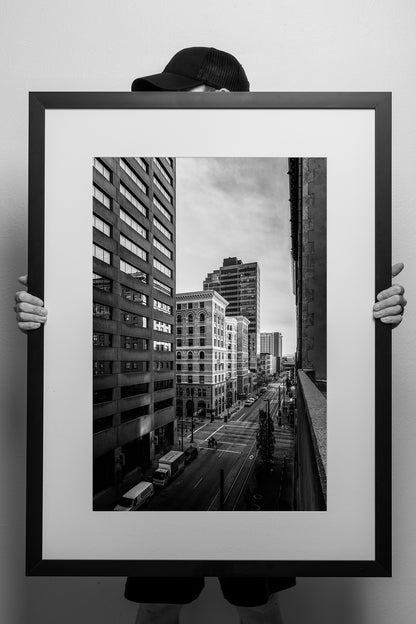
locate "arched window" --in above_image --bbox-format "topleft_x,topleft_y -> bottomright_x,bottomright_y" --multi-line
188,313 -> 193,323
188,351 -> 193,360
177,352 -> 182,360
177,314 -> 182,323
199,313 -> 205,322
199,351 -> 205,359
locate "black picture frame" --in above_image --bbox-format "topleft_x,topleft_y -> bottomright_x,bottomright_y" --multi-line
26,92 -> 391,577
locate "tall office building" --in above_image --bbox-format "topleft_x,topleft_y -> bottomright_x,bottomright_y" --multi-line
92,156 -> 176,507
175,290 -> 230,421
203,257 -> 260,370
260,331 -> 283,371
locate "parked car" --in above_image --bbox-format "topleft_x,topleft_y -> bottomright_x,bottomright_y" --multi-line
114,481 -> 154,511
184,446 -> 198,464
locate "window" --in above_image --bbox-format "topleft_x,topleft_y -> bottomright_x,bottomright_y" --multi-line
153,237 -> 172,259
154,398 -> 174,411
122,336 -> 148,350
199,363 -> 205,371
188,303 -> 193,309
177,338 -> 182,347
120,259 -> 147,282
120,405 -> 149,423
94,158 -> 111,181
93,361 -> 112,375
187,363 -> 192,371
177,375 -> 182,383
134,157 -> 148,173
93,332 -> 112,347
155,379 -> 173,391
121,311 -> 147,327
153,278 -> 172,296
199,338 -> 205,346
153,158 -> 173,186
199,376 -> 205,384
93,185 -> 111,209
93,415 -> 114,433
121,361 -> 148,373
93,388 -> 113,404
199,301 -> 205,308
121,285 -> 147,306
153,360 -> 173,371
153,217 -> 172,241
93,273 -> 111,292
199,313 -> 205,322
93,303 -> 111,319
153,175 -> 172,203
120,159 -> 148,195
188,339 -> 193,346
120,209 -> 147,239
188,376 -> 193,384
165,157 -> 174,167
120,234 -> 148,261
153,299 -> 172,315
176,363 -> 182,371
121,383 -> 148,398
93,243 -> 111,264
177,314 -> 182,323
153,320 -> 172,333
188,351 -> 193,360
199,351 -> 205,359
200,326 -> 205,334
188,314 -> 193,323
153,195 -> 172,222
153,341 -> 172,351
188,327 -> 194,335
153,258 -> 172,278
120,182 -> 147,216
93,214 -> 111,236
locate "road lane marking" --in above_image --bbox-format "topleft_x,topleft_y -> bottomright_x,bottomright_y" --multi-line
193,477 -> 204,489
203,424 -> 224,441
186,423 -> 207,438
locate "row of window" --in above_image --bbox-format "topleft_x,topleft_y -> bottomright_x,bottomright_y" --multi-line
153,158 -> 173,186
176,374 -> 226,384
93,277 -> 173,314
153,175 -> 173,204
177,301 -> 205,310
177,326 -> 205,335
177,313 -> 205,323
177,338 -> 224,347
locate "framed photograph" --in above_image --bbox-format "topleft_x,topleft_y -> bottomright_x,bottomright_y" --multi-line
26,92 -> 391,577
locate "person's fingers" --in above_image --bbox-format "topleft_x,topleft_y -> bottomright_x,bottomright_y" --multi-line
14,290 -> 44,307
18,275 -> 28,287
380,314 -> 403,325
17,321 -> 41,332
392,262 -> 404,278
14,300 -> 47,317
376,283 -> 405,301
373,304 -> 403,319
374,293 -> 406,311
15,310 -> 47,324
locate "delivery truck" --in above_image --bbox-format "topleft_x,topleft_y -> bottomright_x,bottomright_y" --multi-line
153,450 -> 185,487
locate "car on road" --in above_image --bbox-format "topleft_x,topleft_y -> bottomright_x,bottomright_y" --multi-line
244,397 -> 256,406
184,446 -> 198,464
114,481 -> 154,511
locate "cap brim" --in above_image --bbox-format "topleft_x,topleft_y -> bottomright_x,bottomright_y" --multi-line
131,72 -> 204,91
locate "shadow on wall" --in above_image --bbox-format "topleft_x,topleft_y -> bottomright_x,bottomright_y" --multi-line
280,578 -> 364,624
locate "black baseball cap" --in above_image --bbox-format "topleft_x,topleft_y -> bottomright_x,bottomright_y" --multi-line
131,47 -> 250,92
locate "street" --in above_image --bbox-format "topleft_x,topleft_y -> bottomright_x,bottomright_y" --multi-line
143,381 -> 294,511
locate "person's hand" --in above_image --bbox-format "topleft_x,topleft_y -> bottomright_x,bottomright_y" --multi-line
373,262 -> 406,326
14,275 -> 48,333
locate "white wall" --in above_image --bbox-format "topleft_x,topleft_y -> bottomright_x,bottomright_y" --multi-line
1,1 -> 415,622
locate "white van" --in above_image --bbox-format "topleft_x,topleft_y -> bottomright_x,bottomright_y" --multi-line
114,481 -> 154,511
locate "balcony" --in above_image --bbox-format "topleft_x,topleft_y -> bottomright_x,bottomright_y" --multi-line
295,369 -> 327,510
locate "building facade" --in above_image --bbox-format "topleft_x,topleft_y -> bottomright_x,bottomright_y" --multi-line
225,316 -> 238,410
203,257 -> 260,371
235,315 -> 251,397
260,331 -> 283,372
175,290 -> 231,422
92,156 -> 176,506
258,352 -> 276,379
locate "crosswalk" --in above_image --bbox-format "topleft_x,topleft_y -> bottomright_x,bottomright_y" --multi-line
193,421 -> 258,454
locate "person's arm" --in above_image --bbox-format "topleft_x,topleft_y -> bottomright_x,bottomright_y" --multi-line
14,275 -> 48,333
372,262 -> 407,326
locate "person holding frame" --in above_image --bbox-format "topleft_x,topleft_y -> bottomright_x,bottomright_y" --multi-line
15,47 -> 406,624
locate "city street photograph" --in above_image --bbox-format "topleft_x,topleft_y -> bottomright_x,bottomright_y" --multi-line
92,156 -> 327,512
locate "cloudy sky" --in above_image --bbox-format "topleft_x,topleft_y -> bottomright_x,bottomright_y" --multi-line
175,157 -> 296,355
